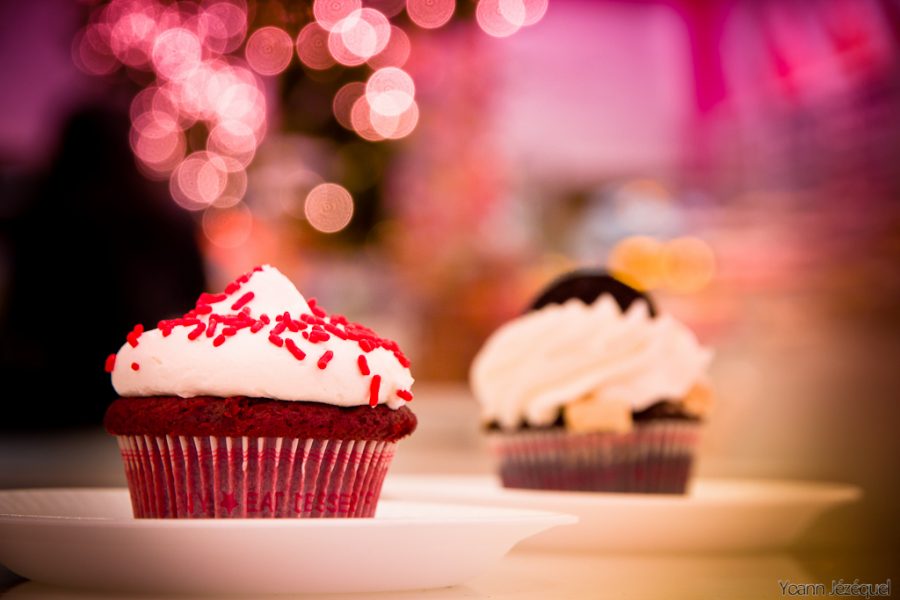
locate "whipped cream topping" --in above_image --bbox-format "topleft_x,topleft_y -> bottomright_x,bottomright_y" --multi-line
109,266 -> 414,409
470,296 -> 711,430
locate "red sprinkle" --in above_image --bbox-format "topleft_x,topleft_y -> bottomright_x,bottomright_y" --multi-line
357,354 -> 370,376
188,323 -> 206,340
131,362 -> 140,371
368,375 -> 381,407
396,389 -> 413,402
300,313 -> 324,325
157,319 -> 173,330
213,335 -> 226,347
285,338 -> 306,360
197,292 -> 227,305
317,350 -> 334,369
260,314 -> 271,324
268,334 -> 284,348
324,323 -> 347,339
195,304 -> 213,315
308,329 -> 330,343
126,324 -> 144,348
104,354 -> 116,373
271,321 -> 287,336
250,320 -> 265,333
231,292 -> 254,311
359,339 -> 374,353
307,298 -> 327,318
285,314 -> 300,332
224,282 -> 240,294
394,351 -> 411,368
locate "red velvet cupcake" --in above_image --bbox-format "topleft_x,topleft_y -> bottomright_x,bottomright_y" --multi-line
104,265 -> 416,518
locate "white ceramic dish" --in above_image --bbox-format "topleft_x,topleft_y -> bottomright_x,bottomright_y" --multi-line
383,475 -> 862,552
0,488 -> 575,595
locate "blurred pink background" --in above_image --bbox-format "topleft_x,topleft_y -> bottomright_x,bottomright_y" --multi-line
0,0 -> 898,555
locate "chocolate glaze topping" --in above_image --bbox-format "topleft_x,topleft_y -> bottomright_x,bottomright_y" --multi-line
528,269 -> 657,317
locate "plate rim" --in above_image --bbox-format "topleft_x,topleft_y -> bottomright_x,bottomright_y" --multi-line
382,474 -> 864,506
0,487 -> 579,528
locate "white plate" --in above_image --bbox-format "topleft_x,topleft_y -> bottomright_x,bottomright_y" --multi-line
0,488 -> 575,595
383,475 -> 861,552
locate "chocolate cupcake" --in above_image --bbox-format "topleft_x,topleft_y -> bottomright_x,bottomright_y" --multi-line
470,270 -> 712,494
104,265 -> 416,518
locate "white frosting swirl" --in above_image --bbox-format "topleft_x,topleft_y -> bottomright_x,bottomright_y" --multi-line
111,266 -> 414,409
470,296 -> 711,429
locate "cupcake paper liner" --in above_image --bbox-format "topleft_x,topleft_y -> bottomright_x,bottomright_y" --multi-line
489,420 -> 700,494
116,435 -> 396,518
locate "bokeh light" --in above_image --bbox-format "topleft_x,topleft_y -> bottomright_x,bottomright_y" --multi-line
314,0 -> 363,31
202,203 -> 254,248
152,28 -> 202,80
272,168 -> 325,218
245,26 -> 293,76
370,99 -> 419,139
367,25 -> 411,69
75,0 -> 523,215
72,26 -> 119,76
109,9 -> 156,68
153,85 -> 197,128
327,32 -> 366,66
208,120 -> 257,167
211,160 -> 248,208
170,151 -> 228,211
304,183 -> 355,233
476,0 -> 523,38
197,1 -> 248,54
366,67 -> 415,116
129,87 -> 156,124
75,0 -> 274,214
130,111 -> 185,172
348,9 -> 391,58
350,95 -> 386,141
296,22 -> 337,70
498,0 -> 527,27
518,0 -> 549,26
365,0 -> 407,19
209,77 -> 267,130
333,82 -> 367,130
406,0 -> 455,30
608,235 -> 666,291
662,237 -> 716,293
328,9 -> 391,66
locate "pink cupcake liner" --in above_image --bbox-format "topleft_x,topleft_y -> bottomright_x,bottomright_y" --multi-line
116,435 -> 396,518
488,420 -> 700,494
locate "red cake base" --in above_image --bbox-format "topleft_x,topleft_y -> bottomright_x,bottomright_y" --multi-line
104,396 -> 417,441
